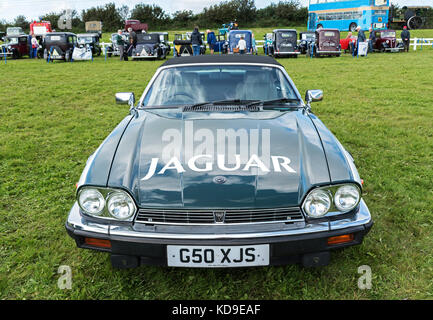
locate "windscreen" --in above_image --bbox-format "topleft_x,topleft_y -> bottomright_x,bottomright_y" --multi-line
137,34 -> 158,43
323,31 -> 336,37
6,37 -> 19,45
46,35 -> 65,42
277,32 -> 296,41
78,36 -> 93,44
142,65 -> 299,107
301,33 -> 315,40
381,31 -> 396,38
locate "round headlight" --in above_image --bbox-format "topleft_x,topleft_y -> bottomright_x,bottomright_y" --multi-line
334,185 -> 360,212
303,189 -> 332,218
107,192 -> 135,220
78,189 -> 105,216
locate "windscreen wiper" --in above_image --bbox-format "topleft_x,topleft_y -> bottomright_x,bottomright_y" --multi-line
186,99 -> 261,110
246,98 -> 301,110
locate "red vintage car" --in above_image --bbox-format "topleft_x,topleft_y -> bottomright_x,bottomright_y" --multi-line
1,34 -> 30,59
373,30 -> 404,52
125,20 -> 148,33
311,28 -> 341,57
340,37 -> 357,53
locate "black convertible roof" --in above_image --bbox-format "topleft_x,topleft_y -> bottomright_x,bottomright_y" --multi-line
160,55 -> 282,68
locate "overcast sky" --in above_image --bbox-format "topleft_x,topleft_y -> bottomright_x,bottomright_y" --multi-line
0,0 -> 431,21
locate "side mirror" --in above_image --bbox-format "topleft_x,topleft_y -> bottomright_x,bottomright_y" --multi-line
305,90 -> 323,104
115,92 -> 135,108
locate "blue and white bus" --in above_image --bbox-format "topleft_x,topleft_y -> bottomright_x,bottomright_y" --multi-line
308,0 -> 390,32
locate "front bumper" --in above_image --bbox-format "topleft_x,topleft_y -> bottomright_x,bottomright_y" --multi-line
385,47 -> 404,52
316,50 -> 341,54
132,54 -> 158,59
66,200 -> 373,267
275,51 -> 301,55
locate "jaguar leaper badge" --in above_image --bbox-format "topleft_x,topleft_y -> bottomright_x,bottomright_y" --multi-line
213,211 -> 226,223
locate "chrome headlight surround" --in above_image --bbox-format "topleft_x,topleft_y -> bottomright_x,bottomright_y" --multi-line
77,187 -> 137,222
302,183 -> 361,219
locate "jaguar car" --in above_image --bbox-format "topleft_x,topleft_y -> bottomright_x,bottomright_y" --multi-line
66,55 -> 373,269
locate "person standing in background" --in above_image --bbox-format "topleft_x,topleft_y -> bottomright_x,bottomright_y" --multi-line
191,26 -> 202,56
354,26 -> 366,56
401,26 -> 410,52
28,33 -> 33,58
128,27 -> 137,57
206,29 -> 216,55
252,33 -> 258,55
116,30 -> 126,61
237,36 -> 247,54
368,27 -> 375,53
31,34 -> 39,59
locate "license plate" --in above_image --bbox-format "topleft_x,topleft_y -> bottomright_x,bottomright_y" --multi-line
167,245 -> 270,267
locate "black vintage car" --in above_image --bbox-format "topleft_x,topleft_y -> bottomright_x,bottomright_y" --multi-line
271,29 -> 300,58
299,31 -> 316,54
151,32 -> 171,55
66,55 -> 373,269
174,32 -> 206,57
43,32 -> 77,62
77,33 -> 102,56
131,33 -> 169,60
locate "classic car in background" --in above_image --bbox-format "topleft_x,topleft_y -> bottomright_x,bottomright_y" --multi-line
66,55 -> 373,269
77,33 -> 102,56
6,27 -> 24,36
125,19 -> 148,33
131,33 -> 169,60
270,29 -> 300,58
228,30 -> 253,54
43,32 -> 77,62
85,21 -> 103,38
263,32 -> 273,55
1,33 -> 30,59
299,31 -> 315,54
173,32 -> 206,57
106,32 -> 129,57
213,33 -> 228,54
309,28 -> 341,57
373,29 -> 404,52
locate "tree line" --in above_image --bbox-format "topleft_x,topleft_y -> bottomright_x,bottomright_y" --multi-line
0,0 -> 308,33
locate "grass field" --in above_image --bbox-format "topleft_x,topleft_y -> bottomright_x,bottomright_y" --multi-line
0,43 -> 433,300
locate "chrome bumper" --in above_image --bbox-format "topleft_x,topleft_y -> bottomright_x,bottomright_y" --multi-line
316,50 -> 341,54
66,199 -> 372,241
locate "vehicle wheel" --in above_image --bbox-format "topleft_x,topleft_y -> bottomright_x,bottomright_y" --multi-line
349,22 -> 357,32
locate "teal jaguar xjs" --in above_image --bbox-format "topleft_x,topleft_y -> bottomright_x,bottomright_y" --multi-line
66,55 -> 372,268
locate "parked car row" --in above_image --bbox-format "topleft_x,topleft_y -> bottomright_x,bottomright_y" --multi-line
1,27 -> 408,62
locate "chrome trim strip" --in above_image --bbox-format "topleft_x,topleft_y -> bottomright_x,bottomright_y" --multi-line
135,207 -> 304,226
316,50 -> 341,54
109,222 -> 329,240
66,199 -> 371,240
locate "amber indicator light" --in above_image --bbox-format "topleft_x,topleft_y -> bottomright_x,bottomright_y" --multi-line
84,237 -> 112,248
327,234 -> 354,245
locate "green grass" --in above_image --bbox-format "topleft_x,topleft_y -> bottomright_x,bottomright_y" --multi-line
0,45 -> 433,300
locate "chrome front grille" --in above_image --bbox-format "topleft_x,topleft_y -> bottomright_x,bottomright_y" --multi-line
135,207 -> 304,225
